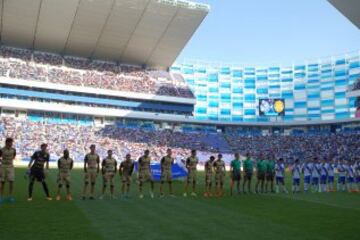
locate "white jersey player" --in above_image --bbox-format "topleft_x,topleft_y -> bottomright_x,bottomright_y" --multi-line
347,161 -> 358,192
320,159 -> 328,192
311,158 -> 321,192
356,159 -> 360,190
291,159 -> 302,193
275,158 -> 288,194
337,160 -> 347,192
356,159 -> 360,189
303,160 -> 312,192
326,159 -> 335,192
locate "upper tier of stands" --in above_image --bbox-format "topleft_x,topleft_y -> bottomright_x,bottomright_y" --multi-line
0,46 -> 194,99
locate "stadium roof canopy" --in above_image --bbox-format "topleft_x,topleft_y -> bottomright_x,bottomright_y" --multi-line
0,0 -> 209,68
329,0 -> 360,29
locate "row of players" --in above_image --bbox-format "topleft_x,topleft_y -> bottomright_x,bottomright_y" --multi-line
0,138 -> 360,202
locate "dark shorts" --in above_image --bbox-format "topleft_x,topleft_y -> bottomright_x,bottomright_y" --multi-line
356,176 -> 360,183
231,171 -> 241,181
293,178 -> 300,186
320,175 -> 327,184
257,172 -> 265,180
312,177 -> 319,185
266,172 -> 274,181
244,171 -> 252,181
30,168 -> 45,182
276,176 -> 284,185
338,176 -> 346,184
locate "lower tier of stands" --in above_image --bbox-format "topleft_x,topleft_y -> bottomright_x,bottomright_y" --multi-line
0,113 -> 359,164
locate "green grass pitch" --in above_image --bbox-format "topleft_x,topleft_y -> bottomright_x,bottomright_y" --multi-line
0,168 -> 359,240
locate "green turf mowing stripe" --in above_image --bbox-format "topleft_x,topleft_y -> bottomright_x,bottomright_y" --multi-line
1,168 -> 360,240
0,168 -> 103,240
267,191 -> 360,210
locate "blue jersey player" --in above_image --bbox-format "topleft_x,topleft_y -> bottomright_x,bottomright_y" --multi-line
311,158 -> 321,193
291,159 -> 301,193
275,158 -> 288,194
337,160 -> 347,192
356,158 -> 360,191
320,159 -> 328,192
303,159 -> 312,193
347,160 -> 357,192
326,159 -> 335,192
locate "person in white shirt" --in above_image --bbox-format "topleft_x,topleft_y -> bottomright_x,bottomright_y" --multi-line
275,158 -> 288,194
303,159 -> 312,193
320,159 -> 328,193
311,157 -> 321,193
326,159 -> 335,192
356,158 -> 360,189
337,160 -> 347,192
347,160 -> 358,192
291,159 -> 302,193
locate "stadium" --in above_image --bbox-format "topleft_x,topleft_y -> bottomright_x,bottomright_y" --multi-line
0,0 -> 359,239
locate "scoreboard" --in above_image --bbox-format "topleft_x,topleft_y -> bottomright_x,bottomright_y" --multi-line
259,99 -> 285,116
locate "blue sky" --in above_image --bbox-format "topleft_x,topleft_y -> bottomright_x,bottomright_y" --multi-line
176,0 -> 360,65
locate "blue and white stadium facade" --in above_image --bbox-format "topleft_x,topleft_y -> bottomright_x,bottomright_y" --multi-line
171,51 -> 360,122
0,0 -> 359,134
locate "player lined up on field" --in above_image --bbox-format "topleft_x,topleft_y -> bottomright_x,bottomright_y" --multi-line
0,138 -> 360,202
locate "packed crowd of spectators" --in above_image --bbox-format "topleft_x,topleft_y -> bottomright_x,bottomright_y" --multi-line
225,132 -> 360,164
0,46 -> 194,98
0,117 -> 219,163
1,116 -> 360,165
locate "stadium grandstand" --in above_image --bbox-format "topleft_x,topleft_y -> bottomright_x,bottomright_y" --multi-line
0,0 -> 359,166
0,0 -> 210,163
0,0 -> 360,240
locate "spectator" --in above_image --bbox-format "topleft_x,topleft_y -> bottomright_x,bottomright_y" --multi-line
0,46 -> 194,98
